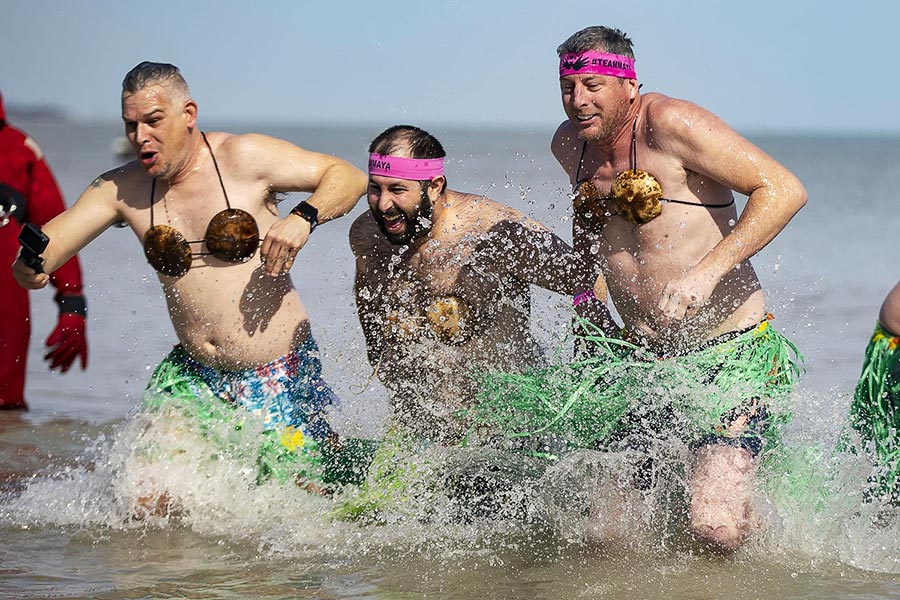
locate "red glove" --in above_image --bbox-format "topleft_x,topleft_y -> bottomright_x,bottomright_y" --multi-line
44,313 -> 89,372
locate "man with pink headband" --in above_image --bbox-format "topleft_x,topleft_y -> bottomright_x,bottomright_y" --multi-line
345,125 -> 617,520
547,26 -> 808,551
352,125 -> 616,448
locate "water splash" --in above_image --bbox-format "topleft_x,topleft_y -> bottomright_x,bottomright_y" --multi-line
1,385 -> 899,575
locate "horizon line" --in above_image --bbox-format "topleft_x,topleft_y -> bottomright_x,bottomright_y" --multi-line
9,111 -> 900,138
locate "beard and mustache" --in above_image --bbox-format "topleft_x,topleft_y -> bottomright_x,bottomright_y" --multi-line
373,185 -> 435,246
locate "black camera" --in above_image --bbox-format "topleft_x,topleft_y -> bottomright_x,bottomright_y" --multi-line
18,223 -> 49,274
0,182 -> 26,226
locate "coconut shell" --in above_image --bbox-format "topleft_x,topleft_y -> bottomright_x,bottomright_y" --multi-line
143,224 -> 192,277
384,309 -> 422,338
611,170 -> 663,224
573,180 -> 608,227
205,208 -> 259,262
425,296 -> 473,344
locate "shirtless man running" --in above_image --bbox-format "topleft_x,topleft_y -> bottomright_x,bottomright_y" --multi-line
352,125 -> 614,445
551,26 -> 807,550
12,62 -> 368,502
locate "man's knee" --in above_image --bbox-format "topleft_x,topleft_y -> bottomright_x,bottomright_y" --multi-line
688,443 -> 757,551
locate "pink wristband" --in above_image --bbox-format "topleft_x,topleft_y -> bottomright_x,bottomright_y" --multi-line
573,290 -> 597,307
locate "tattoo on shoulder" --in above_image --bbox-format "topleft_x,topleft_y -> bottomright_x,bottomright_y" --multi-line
89,175 -> 111,189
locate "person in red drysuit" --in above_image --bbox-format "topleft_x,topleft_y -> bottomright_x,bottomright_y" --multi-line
0,91 -> 88,410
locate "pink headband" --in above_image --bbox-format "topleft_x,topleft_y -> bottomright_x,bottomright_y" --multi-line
368,153 -> 445,180
559,51 -> 636,79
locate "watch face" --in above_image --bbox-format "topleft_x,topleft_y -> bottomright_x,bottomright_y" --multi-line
292,202 -> 318,229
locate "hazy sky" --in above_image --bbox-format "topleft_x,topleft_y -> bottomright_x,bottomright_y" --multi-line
3,0 -> 898,133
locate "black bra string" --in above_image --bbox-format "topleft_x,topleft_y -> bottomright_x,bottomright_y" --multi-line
149,177 -> 156,228
148,132 -> 231,234
629,115 -> 638,172
201,131 -> 231,209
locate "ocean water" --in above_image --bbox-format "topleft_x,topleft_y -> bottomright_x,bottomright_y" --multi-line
1,118 -> 899,599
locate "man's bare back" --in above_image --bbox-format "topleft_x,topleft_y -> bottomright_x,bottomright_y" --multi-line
880,280 -> 900,335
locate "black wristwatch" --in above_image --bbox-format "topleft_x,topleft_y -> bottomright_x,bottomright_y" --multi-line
290,201 -> 318,233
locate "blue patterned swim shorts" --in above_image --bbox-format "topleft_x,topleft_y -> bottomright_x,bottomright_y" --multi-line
144,334 -> 376,487
162,334 -> 338,441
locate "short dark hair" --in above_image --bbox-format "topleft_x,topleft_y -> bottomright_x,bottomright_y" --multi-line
557,26 -> 635,59
369,125 -> 446,159
369,125 -> 447,192
122,61 -> 191,97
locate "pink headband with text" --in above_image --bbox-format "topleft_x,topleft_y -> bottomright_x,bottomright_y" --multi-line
558,51 -> 636,79
368,153 -> 445,180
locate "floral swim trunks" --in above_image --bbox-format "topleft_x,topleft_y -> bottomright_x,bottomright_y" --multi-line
167,334 -> 337,437
143,334 -> 374,487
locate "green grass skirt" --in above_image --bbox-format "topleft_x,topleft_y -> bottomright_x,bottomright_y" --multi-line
335,318 -> 812,521
847,322 -> 900,502
467,318 -> 804,455
332,421 -> 550,522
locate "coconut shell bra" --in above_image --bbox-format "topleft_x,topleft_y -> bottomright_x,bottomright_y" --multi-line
572,116 -> 734,227
142,132 -> 260,277
385,295 -> 476,346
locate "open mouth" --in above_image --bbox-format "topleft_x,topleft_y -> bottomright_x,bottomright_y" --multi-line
140,150 -> 158,167
382,212 -> 406,233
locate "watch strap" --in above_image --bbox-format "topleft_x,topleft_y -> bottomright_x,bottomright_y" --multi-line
290,201 -> 318,232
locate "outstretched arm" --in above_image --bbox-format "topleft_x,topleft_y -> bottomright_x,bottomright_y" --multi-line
13,173 -> 120,290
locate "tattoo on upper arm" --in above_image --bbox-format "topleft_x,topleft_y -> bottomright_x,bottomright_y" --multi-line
89,175 -> 111,189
